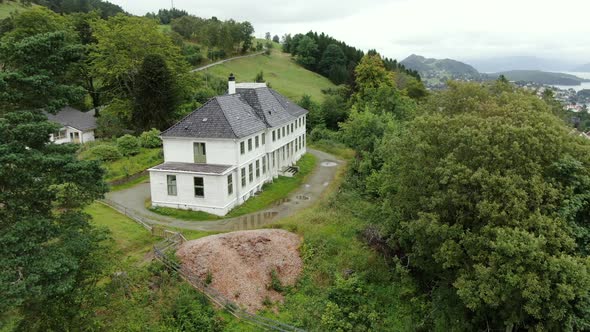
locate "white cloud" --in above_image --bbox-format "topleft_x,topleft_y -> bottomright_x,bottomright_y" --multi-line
109,0 -> 590,64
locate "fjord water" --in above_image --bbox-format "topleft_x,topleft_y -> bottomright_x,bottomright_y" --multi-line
551,71 -> 590,91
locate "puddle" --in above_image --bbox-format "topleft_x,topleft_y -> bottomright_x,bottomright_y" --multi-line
305,184 -> 311,188
296,195 -> 310,201
321,161 -> 338,167
229,211 -> 280,231
323,182 -> 329,186
274,198 -> 291,205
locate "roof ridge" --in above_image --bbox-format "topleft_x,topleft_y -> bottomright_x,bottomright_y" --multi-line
215,95 -> 240,138
161,97 -> 219,136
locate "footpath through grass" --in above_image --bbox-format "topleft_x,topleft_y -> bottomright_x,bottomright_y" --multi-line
147,153 -> 317,221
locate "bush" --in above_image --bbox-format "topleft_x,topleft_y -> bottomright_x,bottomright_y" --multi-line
139,129 -> 162,148
82,144 -> 122,161
116,134 -> 140,156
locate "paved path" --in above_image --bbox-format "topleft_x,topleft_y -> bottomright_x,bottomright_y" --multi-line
105,149 -> 342,232
191,51 -> 265,72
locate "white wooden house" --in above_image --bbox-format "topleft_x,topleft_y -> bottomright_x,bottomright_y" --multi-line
149,74 -> 308,216
45,106 -> 97,144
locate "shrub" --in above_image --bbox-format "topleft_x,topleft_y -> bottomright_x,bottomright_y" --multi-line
116,134 -> 140,156
139,128 -> 162,148
82,144 -> 122,161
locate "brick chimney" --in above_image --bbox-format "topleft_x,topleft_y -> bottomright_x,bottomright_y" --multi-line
228,73 -> 236,94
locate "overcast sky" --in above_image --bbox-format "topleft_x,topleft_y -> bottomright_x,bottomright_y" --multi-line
109,0 -> 590,64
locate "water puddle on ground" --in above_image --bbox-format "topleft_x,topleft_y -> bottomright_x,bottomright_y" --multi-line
321,161 -> 338,167
228,211 -> 280,231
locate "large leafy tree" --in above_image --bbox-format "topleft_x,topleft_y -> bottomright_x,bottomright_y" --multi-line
90,14 -> 187,100
0,111 -> 109,330
377,82 -> 590,330
132,54 -> 179,132
295,35 -> 318,69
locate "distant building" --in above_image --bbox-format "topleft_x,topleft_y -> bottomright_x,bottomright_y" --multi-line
149,74 -> 308,216
45,106 -> 97,144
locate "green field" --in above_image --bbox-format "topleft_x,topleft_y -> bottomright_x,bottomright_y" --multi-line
204,47 -> 336,102
0,1 -> 35,19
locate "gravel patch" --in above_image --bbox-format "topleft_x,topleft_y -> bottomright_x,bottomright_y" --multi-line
176,229 -> 302,313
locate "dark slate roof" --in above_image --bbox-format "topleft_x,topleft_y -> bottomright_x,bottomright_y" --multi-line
270,89 -> 308,117
161,95 -> 266,139
150,162 -> 233,174
161,85 -> 308,139
44,106 -> 97,131
236,87 -> 296,127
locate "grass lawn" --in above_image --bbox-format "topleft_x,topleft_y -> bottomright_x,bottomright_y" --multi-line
109,173 -> 150,192
204,47 -> 336,102
226,153 -> 317,218
87,202 -> 158,264
102,148 -> 163,183
0,1 -> 36,19
146,153 -> 317,221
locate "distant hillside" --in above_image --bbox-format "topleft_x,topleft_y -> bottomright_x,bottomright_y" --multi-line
203,46 -> 336,102
467,56 -> 575,73
0,1 -> 36,19
489,70 -> 589,85
572,63 -> 590,72
400,54 -> 481,88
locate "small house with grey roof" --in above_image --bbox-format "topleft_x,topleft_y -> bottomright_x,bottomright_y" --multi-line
148,74 -> 308,216
45,106 -> 97,144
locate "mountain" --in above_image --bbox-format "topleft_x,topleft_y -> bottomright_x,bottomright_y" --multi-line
489,70 -> 589,85
572,63 -> 590,72
400,54 -> 481,88
466,56 -> 576,73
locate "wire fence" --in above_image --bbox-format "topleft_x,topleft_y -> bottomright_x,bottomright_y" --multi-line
153,234 -> 306,332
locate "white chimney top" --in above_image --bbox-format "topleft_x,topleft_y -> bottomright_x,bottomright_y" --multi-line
228,73 -> 236,94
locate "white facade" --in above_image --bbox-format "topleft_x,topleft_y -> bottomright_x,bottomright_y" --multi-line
149,115 -> 307,216
49,126 -> 95,144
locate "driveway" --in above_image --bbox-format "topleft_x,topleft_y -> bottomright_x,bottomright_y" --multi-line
105,149 -> 342,232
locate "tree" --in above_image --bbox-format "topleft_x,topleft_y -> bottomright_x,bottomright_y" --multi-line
319,44 -> 347,84
132,54 -> 179,132
377,82 -> 590,330
90,14 -> 187,101
295,35 -> 318,69
0,111 -> 109,330
0,8 -> 85,112
265,31 -> 271,40
254,71 -> 265,83
272,34 -> 279,43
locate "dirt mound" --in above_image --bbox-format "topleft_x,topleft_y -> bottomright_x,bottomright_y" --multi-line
176,229 -> 302,313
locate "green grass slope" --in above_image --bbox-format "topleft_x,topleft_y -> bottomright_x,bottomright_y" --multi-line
0,1 -> 36,19
203,47 -> 336,102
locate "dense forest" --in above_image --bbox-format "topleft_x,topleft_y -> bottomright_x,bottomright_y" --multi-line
1,0 -> 590,331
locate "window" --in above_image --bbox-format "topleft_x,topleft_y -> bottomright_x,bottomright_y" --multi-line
54,128 -> 66,139
248,138 -> 252,151
240,141 -> 245,155
193,142 -> 206,163
303,134 -> 306,147
249,163 -> 253,182
262,133 -> 265,145
255,135 -> 259,148
299,136 -> 302,149
282,127 -> 285,137
287,143 -> 290,157
272,151 -> 276,167
194,177 -> 204,197
272,130 -> 276,142
227,174 -> 233,195
278,128 -> 281,139
295,120 -> 298,129
167,175 -> 177,196
291,123 -> 294,133
256,160 -> 260,178
262,156 -> 266,174
287,125 -> 290,135
282,146 -> 285,160
241,168 -> 246,187
295,139 -> 298,152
